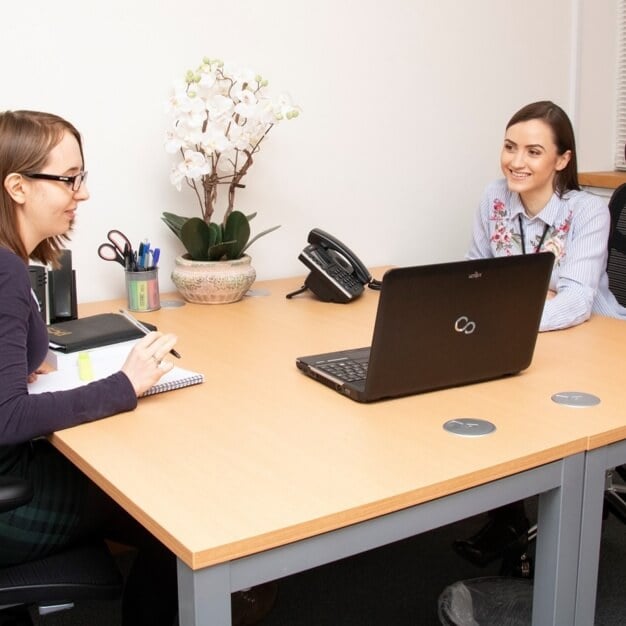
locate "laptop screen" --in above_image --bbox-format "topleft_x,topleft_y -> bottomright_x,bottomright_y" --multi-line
363,253 -> 554,400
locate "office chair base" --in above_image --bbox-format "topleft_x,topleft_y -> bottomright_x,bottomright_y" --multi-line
0,543 -> 122,612
0,605 -> 31,626
453,516 -> 530,567
500,551 -> 533,579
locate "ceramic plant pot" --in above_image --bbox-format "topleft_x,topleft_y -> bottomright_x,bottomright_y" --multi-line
171,254 -> 256,304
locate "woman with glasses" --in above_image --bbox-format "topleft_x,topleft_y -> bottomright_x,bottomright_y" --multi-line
0,110 -> 182,625
0,109 -> 277,626
454,101 -> 626,574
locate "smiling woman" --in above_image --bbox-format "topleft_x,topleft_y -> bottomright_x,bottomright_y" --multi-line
0,110 -> 181,626
455,100 -> 626,574
467,100 -> 626,332
0,112 -> 86,267
0,111 -> 275,625
500,119 -> 572,217
9,131 -> 89,253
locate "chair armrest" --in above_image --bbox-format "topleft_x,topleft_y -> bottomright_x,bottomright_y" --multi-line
0,476 -> 34,513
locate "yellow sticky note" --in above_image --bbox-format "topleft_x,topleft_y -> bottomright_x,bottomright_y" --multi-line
77,352 -> 95,382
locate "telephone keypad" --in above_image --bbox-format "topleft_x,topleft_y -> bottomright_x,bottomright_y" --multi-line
327,265 -> 362,293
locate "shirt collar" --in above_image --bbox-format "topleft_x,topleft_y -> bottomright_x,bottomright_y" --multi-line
508,189 -> 566,227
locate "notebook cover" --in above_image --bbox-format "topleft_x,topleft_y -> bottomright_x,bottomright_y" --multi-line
48,313 -> 156,353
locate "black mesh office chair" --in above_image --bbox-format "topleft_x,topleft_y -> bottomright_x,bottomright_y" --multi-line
603,182 -> 626,523
0,476 -> 123,625
606,182 -> 626,304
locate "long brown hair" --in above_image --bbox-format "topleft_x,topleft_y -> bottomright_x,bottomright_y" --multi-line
506,101 -> 580,197
0,110 -> 84,266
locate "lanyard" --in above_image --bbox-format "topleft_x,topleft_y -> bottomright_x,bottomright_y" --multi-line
518,215 -> 550,255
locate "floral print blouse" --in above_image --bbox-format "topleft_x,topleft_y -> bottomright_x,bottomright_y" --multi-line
467,178 -> 626,331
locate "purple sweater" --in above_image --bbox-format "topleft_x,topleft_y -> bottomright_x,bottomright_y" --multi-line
0,247 -> 137,445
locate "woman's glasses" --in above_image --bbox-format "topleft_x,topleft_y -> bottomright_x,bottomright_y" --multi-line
21,170 -> 88,192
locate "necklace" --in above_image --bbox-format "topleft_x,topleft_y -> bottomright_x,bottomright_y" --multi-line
518,214 -> 550,255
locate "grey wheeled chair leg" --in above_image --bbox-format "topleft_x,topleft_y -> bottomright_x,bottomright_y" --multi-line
505,467 -> 626,579
499,523 -> 537,579
605,467 -> 626,524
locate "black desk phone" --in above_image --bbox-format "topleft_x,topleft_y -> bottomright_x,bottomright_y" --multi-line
287,229 -> 380,303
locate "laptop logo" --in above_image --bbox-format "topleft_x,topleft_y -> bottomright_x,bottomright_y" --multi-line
454,316 -> 476,334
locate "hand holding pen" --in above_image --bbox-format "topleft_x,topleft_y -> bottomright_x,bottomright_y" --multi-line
119,330 -> 179,397
119,309 -> 181,358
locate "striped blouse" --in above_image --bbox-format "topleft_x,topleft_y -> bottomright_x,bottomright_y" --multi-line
467,178 -> 626,331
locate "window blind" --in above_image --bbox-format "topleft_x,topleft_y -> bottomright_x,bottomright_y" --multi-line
616,0 -> 626,170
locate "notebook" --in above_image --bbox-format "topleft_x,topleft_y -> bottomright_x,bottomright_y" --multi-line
28,340 -> 204,398
296,253 -> 554,402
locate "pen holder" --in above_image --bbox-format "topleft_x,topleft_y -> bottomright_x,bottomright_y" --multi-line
125,269 -> 160,312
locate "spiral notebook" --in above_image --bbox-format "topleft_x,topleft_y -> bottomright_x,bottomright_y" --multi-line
28,340 -> 204,397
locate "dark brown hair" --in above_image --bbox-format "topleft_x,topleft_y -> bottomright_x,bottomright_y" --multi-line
0,110 -> 84,266
506,100 -> 580,196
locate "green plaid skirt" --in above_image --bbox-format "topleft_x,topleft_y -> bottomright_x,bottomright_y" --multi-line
0,439 -> 87,566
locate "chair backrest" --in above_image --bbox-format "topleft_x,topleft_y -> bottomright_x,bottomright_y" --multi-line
607,183 -> 626,306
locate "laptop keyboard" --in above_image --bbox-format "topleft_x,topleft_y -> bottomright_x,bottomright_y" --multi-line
316,359 -> 368,382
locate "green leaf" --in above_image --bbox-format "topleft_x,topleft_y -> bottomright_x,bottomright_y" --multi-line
180,217 -> 211,260
242,224 -> 281,253
207,222 -> 222,247
207,241 -> 236,261
223,210 -> 251,258
161,212 -> 189,239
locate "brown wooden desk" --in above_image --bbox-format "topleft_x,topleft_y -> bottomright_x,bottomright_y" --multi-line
49,277 -> 624,625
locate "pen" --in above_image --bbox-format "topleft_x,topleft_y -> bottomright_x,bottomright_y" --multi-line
118,308 -> 182,359
151,247 -> 160,269
139,239 -> 150,270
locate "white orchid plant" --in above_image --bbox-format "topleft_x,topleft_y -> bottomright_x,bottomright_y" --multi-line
162,56 -> 300,261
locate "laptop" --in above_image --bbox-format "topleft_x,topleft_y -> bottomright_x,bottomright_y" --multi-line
296,252 -> 554,402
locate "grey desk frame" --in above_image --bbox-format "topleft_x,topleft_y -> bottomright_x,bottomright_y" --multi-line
177,453 -> 585,626
575,439 -> 626,625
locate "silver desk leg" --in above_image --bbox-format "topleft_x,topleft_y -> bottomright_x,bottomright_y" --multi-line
575,440 -> 626,626
177,559 -> 231,626
533,452 -> 585,626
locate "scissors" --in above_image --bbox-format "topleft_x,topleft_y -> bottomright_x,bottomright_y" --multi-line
98,229 -> 133,267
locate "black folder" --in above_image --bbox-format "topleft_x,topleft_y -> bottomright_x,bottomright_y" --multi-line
47,313 -> 156,353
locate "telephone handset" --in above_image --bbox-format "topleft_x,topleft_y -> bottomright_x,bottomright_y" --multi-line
286,228 -> 380,303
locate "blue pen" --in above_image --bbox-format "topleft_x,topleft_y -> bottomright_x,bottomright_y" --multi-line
140,240 -> 150,270
151,247 -> 160,268
137,242 -> 144,269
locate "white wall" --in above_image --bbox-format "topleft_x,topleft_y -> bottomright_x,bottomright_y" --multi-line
576,0 -> 619,170
1,0 -> 614,302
